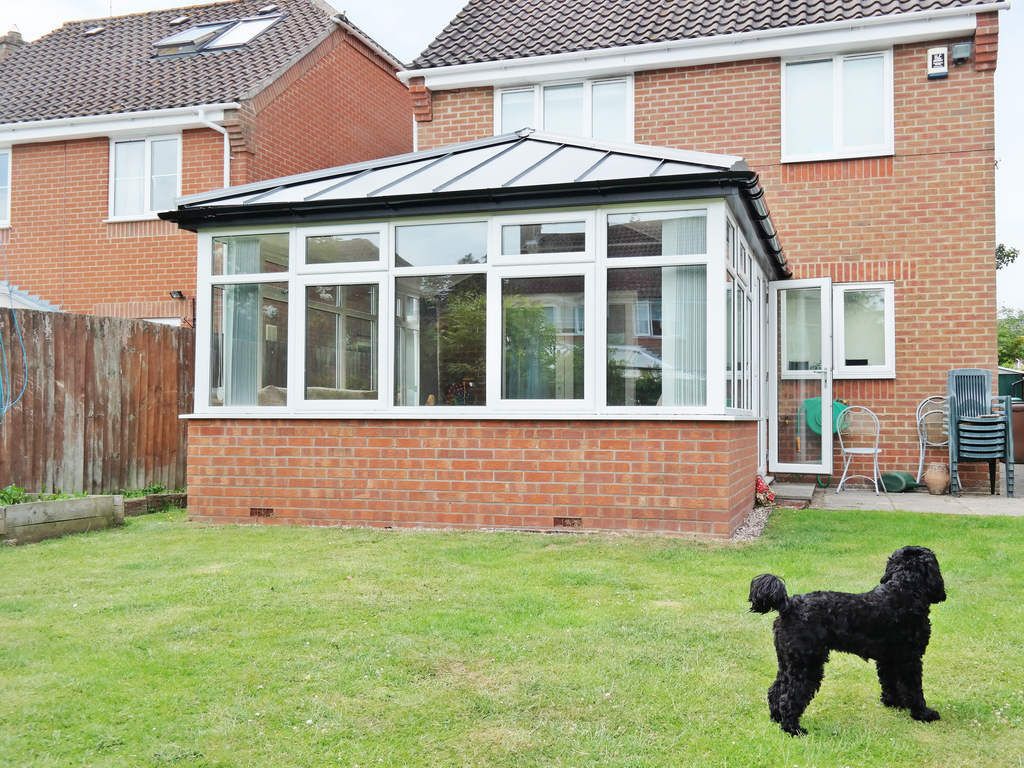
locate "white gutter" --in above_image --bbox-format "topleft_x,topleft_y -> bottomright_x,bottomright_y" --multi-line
195,107 -> 231,189
400,3 -> 1008,89
0,103 -> 240,146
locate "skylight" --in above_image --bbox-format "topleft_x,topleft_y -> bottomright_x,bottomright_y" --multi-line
205,16 -> 280,48
153,14 -> 282,56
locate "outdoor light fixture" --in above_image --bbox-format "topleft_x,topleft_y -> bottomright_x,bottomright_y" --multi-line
169,290 -> 186,299
951,42 -> 973,65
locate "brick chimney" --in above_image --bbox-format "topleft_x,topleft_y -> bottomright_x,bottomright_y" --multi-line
0,27 -> 26,61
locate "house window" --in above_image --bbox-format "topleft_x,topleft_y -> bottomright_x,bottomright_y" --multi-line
0,149 -> 10,226
782,51 -> 892,162
496,78 -> 632,143
153,14 -> 282,56
110,135 -> 180,218
832,282 -> 895,379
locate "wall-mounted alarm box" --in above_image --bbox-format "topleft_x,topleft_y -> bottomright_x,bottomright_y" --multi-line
928,47 -> 949,79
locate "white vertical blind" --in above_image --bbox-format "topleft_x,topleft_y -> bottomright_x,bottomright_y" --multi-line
786,59 -> 833,155
150,139 -> 179,212
501,89 -> 535,134
843,55 -> 885,148
661,264 -> 707,407
592,80 -> 628,143
543,83 -> 584,136
113,141 -> 145,217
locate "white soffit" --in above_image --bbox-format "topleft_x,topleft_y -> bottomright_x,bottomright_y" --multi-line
401,9 -> 996,89
0,104 -> 239,146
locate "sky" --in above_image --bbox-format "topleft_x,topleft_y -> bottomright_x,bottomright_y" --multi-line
1,1 -> 1022,310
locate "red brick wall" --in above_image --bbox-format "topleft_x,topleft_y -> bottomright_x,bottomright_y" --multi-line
415,87 -> 494,150
232,27 -> 412,184
188,419 -> 758,538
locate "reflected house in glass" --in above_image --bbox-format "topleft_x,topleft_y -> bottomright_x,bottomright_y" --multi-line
164,130 -> 790,536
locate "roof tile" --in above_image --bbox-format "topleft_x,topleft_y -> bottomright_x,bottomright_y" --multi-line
0,0 -> 340,124
411,0 -> 1000,69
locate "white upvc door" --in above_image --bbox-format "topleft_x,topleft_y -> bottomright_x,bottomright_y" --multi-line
769,278 -> 833,475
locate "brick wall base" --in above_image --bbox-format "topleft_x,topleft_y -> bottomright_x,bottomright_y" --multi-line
187,419 -> 759,537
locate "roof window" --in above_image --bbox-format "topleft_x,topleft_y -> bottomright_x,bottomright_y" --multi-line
153,14 -> 282,56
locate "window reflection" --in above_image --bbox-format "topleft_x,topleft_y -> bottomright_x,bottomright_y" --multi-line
394,274 -> 486,406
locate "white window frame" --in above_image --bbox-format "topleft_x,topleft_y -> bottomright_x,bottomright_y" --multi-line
781,50 -> 894,163
0,148 -> 10,227
294,272 -> 389,413
490,210 -> 596,266
297,223 -> 389,275
198,226 -> 296,412
108,133 -> 182,221
494,77 -> 634,142
599,200 -> 724,416
489,262 -> 596,412
832,281 -> 896,379
192,200 -> 774,420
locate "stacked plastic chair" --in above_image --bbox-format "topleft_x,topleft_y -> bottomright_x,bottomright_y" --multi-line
947,369 -> 1015,497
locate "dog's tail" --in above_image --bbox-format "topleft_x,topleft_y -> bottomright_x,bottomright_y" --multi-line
749,573 -> 789,614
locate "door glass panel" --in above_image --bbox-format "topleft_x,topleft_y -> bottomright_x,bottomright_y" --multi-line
775,284 -> 829,470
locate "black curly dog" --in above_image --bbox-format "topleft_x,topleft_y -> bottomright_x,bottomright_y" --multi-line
749,546 -> 946,736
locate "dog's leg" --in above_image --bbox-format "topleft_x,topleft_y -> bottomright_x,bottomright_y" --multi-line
898,656 -> 940,722
775,653 -> 826,736
876,656 -> 939,722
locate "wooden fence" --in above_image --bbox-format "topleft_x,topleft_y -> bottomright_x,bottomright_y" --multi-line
0,308 -> 194,494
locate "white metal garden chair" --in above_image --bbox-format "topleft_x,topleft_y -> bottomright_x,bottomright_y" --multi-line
835,405 -> 883,494
915,396 -> 948,482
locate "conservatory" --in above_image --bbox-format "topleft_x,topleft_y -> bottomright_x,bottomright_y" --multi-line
163,130 -> 791,536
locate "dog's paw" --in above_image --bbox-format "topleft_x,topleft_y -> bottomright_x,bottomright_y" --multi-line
781,723 -> 808,737
880,694 -> 901,709
911,707 -> 940,722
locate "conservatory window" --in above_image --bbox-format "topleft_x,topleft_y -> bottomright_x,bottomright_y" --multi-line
501,275 -> 585,401
305,284 -> 379,401
210,282 -> 289,407
394,274 -> 487,407
607,265 -> 706,408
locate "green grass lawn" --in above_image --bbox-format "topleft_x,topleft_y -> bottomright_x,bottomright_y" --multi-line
1,509 -> 1022,767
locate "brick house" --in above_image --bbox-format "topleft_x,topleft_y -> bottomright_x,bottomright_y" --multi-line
165,0 -> 1004,536
0,0 -> 411,323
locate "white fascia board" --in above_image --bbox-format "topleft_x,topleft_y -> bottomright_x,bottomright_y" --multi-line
0,104 -> 240,147
401,6 -> 1003,90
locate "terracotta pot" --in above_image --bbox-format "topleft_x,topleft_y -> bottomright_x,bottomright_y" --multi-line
923,462 -> 950,495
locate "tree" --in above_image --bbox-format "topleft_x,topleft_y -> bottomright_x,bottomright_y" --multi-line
997,243 -> 1019,270
997,307 -> 1024,369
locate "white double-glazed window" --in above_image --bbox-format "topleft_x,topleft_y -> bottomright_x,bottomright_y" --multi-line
496,78 -> 633,143
110,135 -> 181,218
195,201 -> 769,417
724,219 -> 760,413
0,149 -> 10,227
782,50 -> 893,162
832,281 -> 895,378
